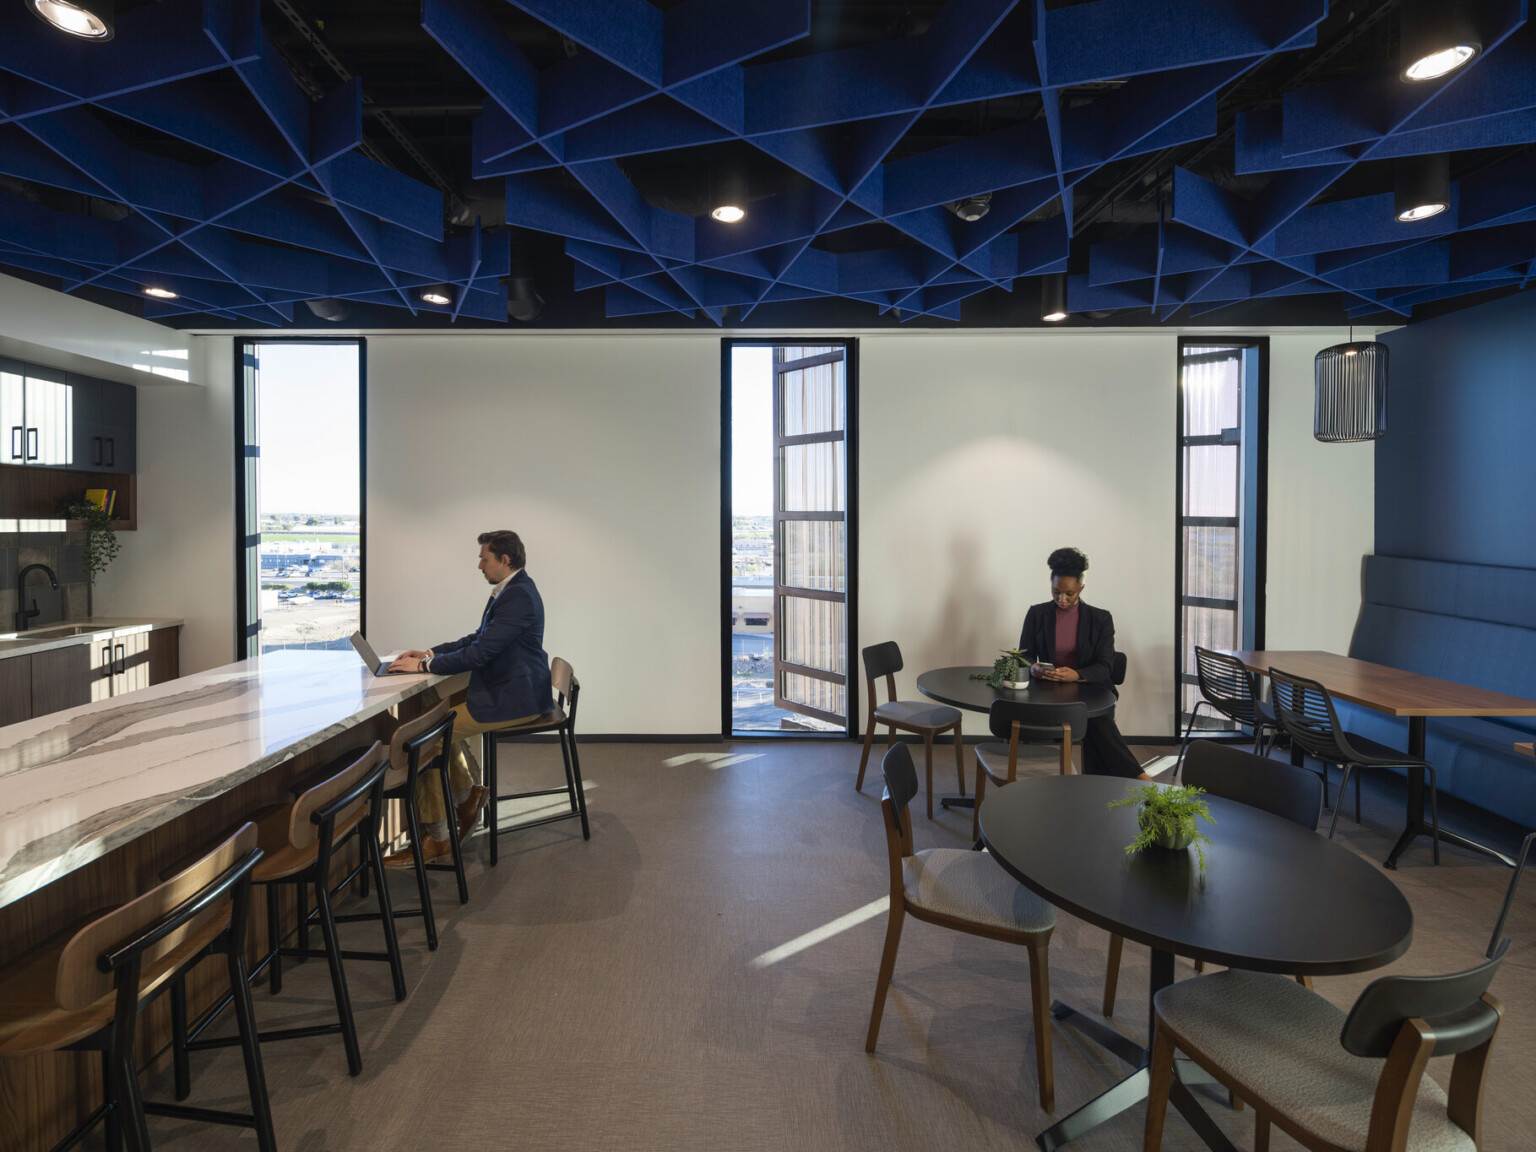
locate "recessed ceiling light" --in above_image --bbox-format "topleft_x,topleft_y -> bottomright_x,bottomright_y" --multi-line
143,286 -> 178,300
31,0 -> 114,40
710,204 -> 745,224
1394,154 -> 1451,224
1396,202 -> 1447,222
1040,273 -> 1069,323
420,288 -> 453,305
1405,45 -> 1478,80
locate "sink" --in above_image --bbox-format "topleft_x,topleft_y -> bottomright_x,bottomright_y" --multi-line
0,625 -> 102,641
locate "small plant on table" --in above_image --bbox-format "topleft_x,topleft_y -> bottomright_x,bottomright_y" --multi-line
1109,782 -> 1216,870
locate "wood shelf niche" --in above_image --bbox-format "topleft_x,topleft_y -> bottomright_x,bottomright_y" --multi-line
0,464 -> 137,532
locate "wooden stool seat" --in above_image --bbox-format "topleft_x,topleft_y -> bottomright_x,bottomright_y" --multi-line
485,658 -> 589,864
494,706 -> 566,735
248,803 -> 368,882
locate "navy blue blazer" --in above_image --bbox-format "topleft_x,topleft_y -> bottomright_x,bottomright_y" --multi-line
430,570 -> 553,722
1017,600 -> 1119,690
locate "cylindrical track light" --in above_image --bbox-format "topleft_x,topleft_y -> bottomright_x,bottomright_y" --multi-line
1400,0 -> 1481,81
142,286 -> 178,300
1040,273 -> 1068,322
31,0 -> 114,39
420,286 -> 454,306
709,163 -> 748,224
1394,154 -> 1450,222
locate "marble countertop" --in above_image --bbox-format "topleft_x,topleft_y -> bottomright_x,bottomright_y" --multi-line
0,617 -> 183,662
0,649 -> 451,909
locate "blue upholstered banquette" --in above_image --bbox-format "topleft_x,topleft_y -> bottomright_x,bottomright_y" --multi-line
1335,555 -> 1536,831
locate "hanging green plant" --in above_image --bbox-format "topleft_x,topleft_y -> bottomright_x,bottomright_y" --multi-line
970,648 -> 1031,689
60,497 -> 123,584
1109,782 -> 1216,870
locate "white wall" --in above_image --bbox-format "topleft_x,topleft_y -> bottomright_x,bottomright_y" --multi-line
94,337 -> 236,674
364,335 -> 721,734
88,325 -> 1374,733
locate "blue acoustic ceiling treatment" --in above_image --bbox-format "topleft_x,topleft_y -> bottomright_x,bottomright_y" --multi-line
3,0 -> 1536,325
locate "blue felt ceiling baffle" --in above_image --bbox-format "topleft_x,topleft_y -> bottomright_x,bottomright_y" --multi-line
1314,341 -> 1389,442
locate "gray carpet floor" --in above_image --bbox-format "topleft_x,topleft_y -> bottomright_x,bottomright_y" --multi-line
133,739 -> 1534,1152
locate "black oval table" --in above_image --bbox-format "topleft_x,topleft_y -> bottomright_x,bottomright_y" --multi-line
916,667 -> 1118,812
979,774 -> 1413,1152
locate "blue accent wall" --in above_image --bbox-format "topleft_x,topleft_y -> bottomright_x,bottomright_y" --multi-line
1377,289 -> 1536,570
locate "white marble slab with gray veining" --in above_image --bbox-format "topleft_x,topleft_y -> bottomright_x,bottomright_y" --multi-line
0,616 -> 183,661
0,649 -> 451,909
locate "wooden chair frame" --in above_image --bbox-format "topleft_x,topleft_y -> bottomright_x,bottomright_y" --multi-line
854,666 -> 964,820
970,719 -> 1077,843
1144,992 -> 1504,1152
866,777 -> 1056,1111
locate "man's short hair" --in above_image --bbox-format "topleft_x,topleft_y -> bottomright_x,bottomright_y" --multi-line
1047,547 -> 1089,580
478,530 -> 526,569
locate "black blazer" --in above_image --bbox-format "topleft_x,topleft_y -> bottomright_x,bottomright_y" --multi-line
1017,600 -> 1119,689
430,570 -> 554,722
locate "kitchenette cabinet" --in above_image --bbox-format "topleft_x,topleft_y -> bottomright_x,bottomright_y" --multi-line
4,624 -> 180,724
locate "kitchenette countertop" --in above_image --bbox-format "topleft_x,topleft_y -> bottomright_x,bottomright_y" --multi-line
0,648 -> 454,909
0,617 -> 183,661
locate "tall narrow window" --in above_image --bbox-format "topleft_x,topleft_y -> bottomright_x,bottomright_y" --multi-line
1176,340 -> 1267,733
725,341 -> 856,734
235,340 -> 365,659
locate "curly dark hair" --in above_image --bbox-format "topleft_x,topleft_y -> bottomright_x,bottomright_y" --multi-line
1047,547 -> 1089,580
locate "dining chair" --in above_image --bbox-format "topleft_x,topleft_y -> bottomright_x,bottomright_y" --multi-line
1177,647 -> 1281,774
854,641 -> 964,819
483,656 -> 590,865
1144,944 -> 1507,1152
0,823 -> 276,1152
867,742 -> 1057,1110
1487,829 -> 1534,959
970,698 -> 1088,843
1269,667 -> 1442,860
1102,742 -> 1324,1018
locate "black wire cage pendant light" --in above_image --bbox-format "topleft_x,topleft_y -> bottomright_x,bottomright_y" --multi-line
1314,332 -> 1389,442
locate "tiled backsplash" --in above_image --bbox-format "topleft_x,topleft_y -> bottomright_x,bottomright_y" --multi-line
0,534 -> 90,629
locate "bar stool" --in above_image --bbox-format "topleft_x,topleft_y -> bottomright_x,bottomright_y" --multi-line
484,656 -> 589,865
0,823 -> 275,1152
367,700 -> 466,950
179,742 -> 405,1078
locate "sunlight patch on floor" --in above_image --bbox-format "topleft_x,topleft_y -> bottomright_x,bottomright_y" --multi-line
749,896 -> 890,969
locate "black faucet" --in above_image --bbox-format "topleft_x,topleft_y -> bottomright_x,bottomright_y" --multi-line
15,564 -> 60,632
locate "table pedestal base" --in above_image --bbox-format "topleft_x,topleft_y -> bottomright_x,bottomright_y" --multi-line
1035,950 -> 1239,1152
1381,719 -> 1516,870
939,795 -> 975,811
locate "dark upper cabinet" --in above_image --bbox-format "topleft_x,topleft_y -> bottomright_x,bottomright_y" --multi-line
68,373 -> 136,474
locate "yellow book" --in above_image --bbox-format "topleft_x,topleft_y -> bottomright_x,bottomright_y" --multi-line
84,489 -> 109,514
107,490 -> 116,517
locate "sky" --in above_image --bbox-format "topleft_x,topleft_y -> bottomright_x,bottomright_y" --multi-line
731,345 -> 773,515
256,342 -> 361,516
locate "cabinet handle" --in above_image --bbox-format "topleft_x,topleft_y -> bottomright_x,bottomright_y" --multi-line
104,437 -> 114,468
102,644 -> 113,678
10,427 -> 20,460
25,427 -> 37,461
92,436 -> 102,466
115,643 -> 126,675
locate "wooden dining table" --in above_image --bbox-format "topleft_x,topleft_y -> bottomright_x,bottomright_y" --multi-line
1226,650 -> 1536,868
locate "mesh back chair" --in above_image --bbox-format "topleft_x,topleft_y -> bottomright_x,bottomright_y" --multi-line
1178,648 -> 1280,775
1102,741 -> 1325,1018
1145,944 -> 1507,1152
1270,667 -> 1442,861
970,699 -> 1088,843
854,641 -> 964,820
177,743 -> 406,1080
0,824 -> 275,1152
867,742 -> 1058,1110
1488,830 -> 1534,959
483,657 -> 589,865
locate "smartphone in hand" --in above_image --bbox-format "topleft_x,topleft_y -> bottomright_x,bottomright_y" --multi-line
1034,662 -> 1055,674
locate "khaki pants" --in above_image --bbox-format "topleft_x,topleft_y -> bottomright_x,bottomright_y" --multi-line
415,689 -> 540,825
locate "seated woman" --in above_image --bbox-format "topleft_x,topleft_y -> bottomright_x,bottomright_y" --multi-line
1018,547 -> 1152,780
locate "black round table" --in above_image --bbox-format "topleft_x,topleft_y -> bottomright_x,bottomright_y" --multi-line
916,665 -> 1118,718
979,775 -> 1412,1152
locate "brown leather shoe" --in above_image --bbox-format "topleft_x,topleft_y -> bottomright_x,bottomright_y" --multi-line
383,834 -> 452,868
456,785 -> 490,841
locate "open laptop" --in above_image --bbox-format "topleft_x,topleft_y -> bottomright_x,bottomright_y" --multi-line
349,631 -> 410,676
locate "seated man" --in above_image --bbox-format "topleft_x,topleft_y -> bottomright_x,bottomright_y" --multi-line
1019,546 -> 1152,780
385,529 -> 554,864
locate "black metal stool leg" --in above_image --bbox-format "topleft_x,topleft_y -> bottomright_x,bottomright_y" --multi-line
364,822 -> 408,1002
1355,767 -> 1363,824
312,874 -> 363,1076
111,1003 -> 151,1152
226,945 -> 278,1152
403,787 -> 438,950
567,728 -> 590,840
170,979 -> 191,1101
265,886 -> 283,995
558,728 -> 577,815
437,756 -> 470,904
485,731 -> 500,866
101,1047 -> 123,1152
297,881 -> 311,954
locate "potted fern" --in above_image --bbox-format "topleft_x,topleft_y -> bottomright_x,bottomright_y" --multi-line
1109,782 -> 1216,870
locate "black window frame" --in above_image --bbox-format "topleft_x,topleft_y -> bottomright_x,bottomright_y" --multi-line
720,337 -> 859,739
1174,335 -> 1268,734
232,336 -> 367,661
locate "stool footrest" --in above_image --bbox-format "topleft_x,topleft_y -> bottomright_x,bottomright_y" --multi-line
142,1101 -> 259,1129
496,787 -> 573,801
190,1022 -> 340,1051
334,908 -> 425,923
493,810 -> 582,835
